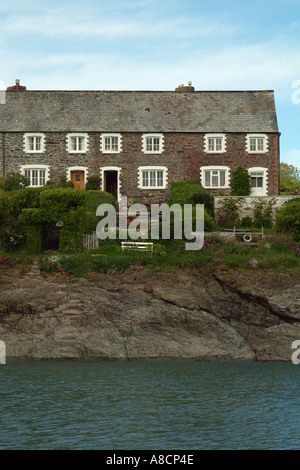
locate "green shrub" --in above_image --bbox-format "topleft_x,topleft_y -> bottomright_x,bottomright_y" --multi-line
0,216 -> 26,251
167,181 -> 207,206
40,188 -> 87,223
230,167 -> 251,196
252,198 -> 275,228
190,191 -> 214,217
59,177 -> 74,188
217,197 -> 245,227
0,188 -> 40,221
85,175 -> 101,190
84,190 -> 116,213
21,208 -> 43,253
2,172 -> 30,191
275,200 -> 300,242
240,216 -> 253,227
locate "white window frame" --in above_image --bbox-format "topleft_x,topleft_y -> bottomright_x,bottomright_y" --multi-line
24,133 -> 45,154
100,133 -> 122,153
204,134 -> 226,153
248,167 -> 268,196
100,166 -> 122,202
138,166 -> 168,189
20,164 -> 49,187
246,134 -> 268,153
66,133 -> 89,154
142,134 -> 164,154
200,166 -> 230,189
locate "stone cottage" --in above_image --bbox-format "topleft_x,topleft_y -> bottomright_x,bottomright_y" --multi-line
0,80 -> 280,203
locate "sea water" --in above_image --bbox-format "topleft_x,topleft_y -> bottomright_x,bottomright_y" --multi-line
0,361 -> 300,450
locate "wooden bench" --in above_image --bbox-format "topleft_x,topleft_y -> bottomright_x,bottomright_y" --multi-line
121,241 -> 153,253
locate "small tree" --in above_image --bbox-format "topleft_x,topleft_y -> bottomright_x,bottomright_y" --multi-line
2,172 -> 29,191
230,167 -> 251,196
280,163 -> 300,194
275,200 -> 300,242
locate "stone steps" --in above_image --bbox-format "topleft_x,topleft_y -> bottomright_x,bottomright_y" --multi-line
25,258 -> 41,278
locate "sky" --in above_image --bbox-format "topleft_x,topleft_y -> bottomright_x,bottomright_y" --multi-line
0,0 -> 300,168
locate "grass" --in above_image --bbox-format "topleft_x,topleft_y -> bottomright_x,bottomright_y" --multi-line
36,233 -> 300,276
1,231 -> 300,277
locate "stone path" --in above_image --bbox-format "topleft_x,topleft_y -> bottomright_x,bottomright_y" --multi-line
25,258 -> 41,279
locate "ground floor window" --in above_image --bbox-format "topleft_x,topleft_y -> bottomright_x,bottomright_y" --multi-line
138,166 -> 168,189
200,166 -> 230,189
20,165 -> 49,187
248,167 -> 268,196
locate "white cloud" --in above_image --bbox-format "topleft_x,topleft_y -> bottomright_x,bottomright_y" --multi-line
2,8 -> 241,40
2,36 -> 300,93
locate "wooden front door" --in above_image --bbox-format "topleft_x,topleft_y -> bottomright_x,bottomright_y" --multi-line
104,170 -> 118,199
71,170 -> 85,190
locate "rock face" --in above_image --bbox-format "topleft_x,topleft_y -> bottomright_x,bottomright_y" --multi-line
0,265 -> 299,361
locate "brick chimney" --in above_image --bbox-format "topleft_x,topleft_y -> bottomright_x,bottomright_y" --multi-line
7,79 -> 26,91
175,81 -> 195,92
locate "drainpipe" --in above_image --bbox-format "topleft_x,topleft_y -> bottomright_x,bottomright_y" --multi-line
2,132 -> 5,178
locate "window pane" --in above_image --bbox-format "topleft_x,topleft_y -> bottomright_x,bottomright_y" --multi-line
257,138 -> 264,151
104,137 -> 110,151
219,170 -> 225,187
157,171 -> 163,187
205,171 -> 211,186
250,138 -> 256,152
32,170 -> 38,186
78,137 -> 84,151
35,137 -> 41,151
146,138 -> 152,152
111,137 -> 118,151
142,171 -> 149,187
39,170 -> 46,186
28,137 -> 34,151
212,174 -> 218,187
24,169 -> 30,181
70,137 -> 77,151
257,177 -> 263,188
153,138 -> 160,152
150,170 -> 156,186
216,138 -> 222,151
208,138 -> 214,152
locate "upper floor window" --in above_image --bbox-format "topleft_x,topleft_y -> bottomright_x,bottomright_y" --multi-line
142,134 -> 164,154
100,134 -> 122,153
200,166 -> 230,189
204,134 -> 226,153
67,133 -> 88,153
246,134 -> 268,153
24,133 -> 45,153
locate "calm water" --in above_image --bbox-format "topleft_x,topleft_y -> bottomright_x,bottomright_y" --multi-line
0,361 -> 300,450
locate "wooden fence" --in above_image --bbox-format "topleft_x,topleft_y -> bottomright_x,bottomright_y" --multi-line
82,232 -> 100,251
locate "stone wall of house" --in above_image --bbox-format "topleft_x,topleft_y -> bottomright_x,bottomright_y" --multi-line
214,195 -> 298,221
0,131 -> 279,203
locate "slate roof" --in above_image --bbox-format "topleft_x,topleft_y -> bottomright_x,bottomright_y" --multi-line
0,89 -> 279,133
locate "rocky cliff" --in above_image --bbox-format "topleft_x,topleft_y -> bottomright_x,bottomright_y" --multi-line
0,264 -> 299,361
